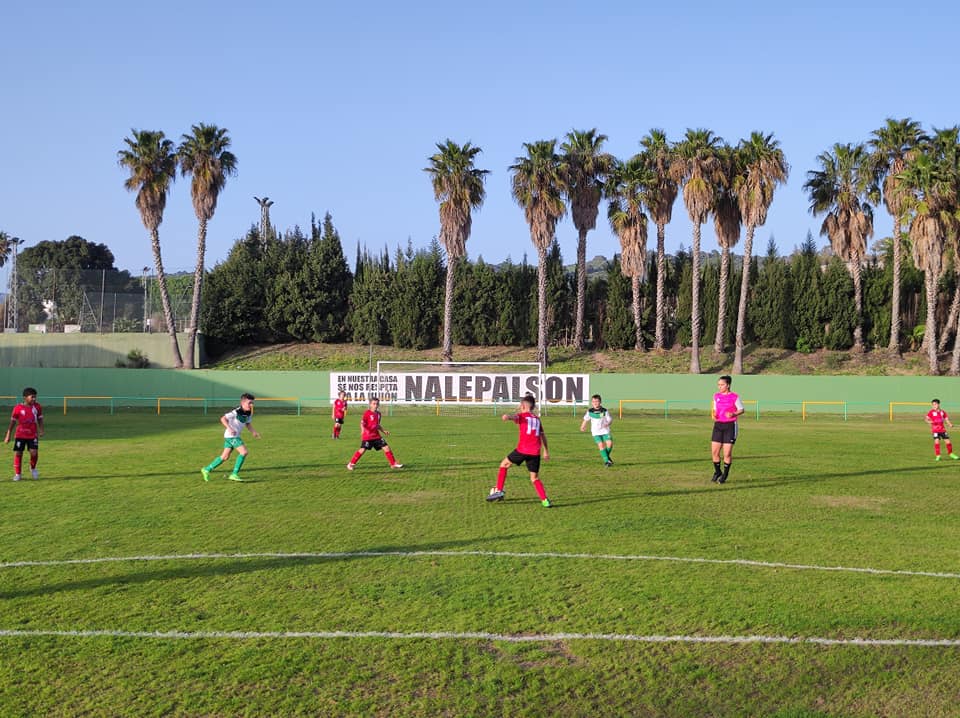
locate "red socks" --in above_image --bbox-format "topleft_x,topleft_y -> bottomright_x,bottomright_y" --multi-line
384,450 -> 397,466
532,479 -> 547,501
948,442 -> 954,454
496,467 -> 507,491
14,455 -> 22,475
333,425 -> 341,438
350,451 -> 363,465
30,455 -> 37,469
935,444 -> 942,456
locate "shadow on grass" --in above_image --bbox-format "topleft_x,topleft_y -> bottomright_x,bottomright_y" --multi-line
0,535 -> 534,600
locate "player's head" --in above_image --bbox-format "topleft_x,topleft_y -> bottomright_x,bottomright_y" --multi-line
521,394 -> 536,411
932,398 -> 941,408
239,393 -> 255,410
22,387 -> 37,404
369,396 -> 380,409
338,390 -> 347,400
718,375 -> 732,392
591,394 -> 602,408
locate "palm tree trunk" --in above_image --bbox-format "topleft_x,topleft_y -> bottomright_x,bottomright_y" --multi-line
888,220 -> 902,354
632,274 -> 643,350
441,255 -> 457,363
690,224 -> 702,374
950,307 -> 960,375
150,227 -> 183,368
926,272 -> 939,375
733,225 -> 755,374
715,246 -> 730,354
185,216 -> 206,369
851,258 -> 864,352
654,223 -> 666,350
937,276 -> 960,353
573,228 -> 587,350
537,245 -> 549,367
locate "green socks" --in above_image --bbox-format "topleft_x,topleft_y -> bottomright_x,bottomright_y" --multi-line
233,454 -> 246,474
204,456 -> 224,472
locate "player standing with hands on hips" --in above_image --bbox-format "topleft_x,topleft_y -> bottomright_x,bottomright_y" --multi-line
5,387 -> 44,481
487,394 -> 552,507
711,375 -> 744,484
925,398 -> 958,461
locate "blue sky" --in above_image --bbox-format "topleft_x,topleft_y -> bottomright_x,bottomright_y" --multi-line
2,0 -> 959,276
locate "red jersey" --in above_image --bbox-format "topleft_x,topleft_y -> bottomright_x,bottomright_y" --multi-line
333,399 -> 347,419
361,409 -> 383,441
514,411 -> 544,455
927,408 -> 949,433
11,402 -> 43,440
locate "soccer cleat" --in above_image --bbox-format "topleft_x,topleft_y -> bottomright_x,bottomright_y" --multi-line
604,461 -> 613,468
541,498 -> 552,508
227,473 -> 244,482
201,468 -> 211,482
718,476 -> 727,484
936,456 -> 942,462
486,489 -> 505,502
12,474 -> 21,482
346,463 -> 355,471
711,473 -> 721,483
30,469 -> 39,480
951,454 -> 959,460
391,463 -> 404,469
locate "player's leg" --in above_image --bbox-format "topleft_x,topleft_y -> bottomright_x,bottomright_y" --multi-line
711,440 -> 723,482
228,444 -> 248,481
348,446 -> 366,470
945,434 -> 958,459
12,448 -> 23,481
487,456 -> 513,501
28,446 -> 39,479
593,434 -> 608,465
934,437 -> 942,460
528,466 -> 551,508
603,436 -> 614,466
201,445 -> 230,480
719,443 -> 734,483
382,442 -> 402,468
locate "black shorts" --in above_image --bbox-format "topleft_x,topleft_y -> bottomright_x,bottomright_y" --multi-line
506,449 -> 541,474
334,417 -> 345,425
933,432 -> 951,440
361,439 -> 387,451
13,438 -> 39,452
711,421 -> 738,445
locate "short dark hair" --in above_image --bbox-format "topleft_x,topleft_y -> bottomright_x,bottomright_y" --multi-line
521,393 -> 536,410
719,375 -> 732,386
241,393 -> 255,401
370,396 -> 380,402
22,387 -> 37,398
933,398 -> 941,404
592,394 -> 602,401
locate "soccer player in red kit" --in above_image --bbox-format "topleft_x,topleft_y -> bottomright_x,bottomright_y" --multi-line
4,387 -> 44,481
347,397 -> 403,470
486,394 -> 552,508
925,398 -> 958,461
332,390 -> 348,439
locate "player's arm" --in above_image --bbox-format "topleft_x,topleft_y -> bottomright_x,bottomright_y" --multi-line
37,415 -> 44,437
925,414 -> 933,425
540,428 -> 549,460
220,414 -> 233,434
579,417 -> 589,432
733,399 -> 745,418
3,418 -> 15,443
247,421 -> 261,439
501,413 -> 520,422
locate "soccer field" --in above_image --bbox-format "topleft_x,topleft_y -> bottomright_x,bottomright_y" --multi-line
2,410 -> 959,717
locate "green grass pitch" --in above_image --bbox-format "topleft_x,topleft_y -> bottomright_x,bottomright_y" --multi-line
1,409 -> 960,717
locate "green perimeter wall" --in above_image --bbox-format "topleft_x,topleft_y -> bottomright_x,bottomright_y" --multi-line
0,333 -> 202,369
1,369 -> 958,412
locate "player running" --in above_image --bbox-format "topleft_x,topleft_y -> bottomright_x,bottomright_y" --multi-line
925,398 -> 958,461
711,375 -> 744,484
487,394 -> 552,507
4,387 -> 44,481
201,393 -> 261,482
332,390 -> 348,439
580,393 -> 614,466
347,397 -> 403,470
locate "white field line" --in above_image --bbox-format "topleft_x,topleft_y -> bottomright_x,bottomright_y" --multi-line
1,628 -> 959,648
1,549 -> 959,581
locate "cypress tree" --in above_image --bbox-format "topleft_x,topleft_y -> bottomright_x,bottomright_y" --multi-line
601,256 -> 634,349
791,232 -> 825,352
750,238 -> 794,348
821,256 -> 857,350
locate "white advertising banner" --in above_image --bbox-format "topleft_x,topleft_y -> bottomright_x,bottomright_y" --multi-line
329,372 -> 589,405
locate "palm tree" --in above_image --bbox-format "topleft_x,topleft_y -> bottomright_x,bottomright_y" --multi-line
0,230 -> 11,268
510,140 -> 567,366
899,127 -> 960,374
868,118 -> 926,354
606,156 -> 654,349
424,139 -> 489,363
561,129 -> 613,350
732,132 -> 789,373
118,129 -> 183,368
178,123 -> 237,369
672,128 -> 724,373
712,145 -> 742,354
639,130 -> 679,350
804,143 -> 875,353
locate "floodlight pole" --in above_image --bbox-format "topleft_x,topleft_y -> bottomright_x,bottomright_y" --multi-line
141,267 -> 150,332
5,237 -> 22,331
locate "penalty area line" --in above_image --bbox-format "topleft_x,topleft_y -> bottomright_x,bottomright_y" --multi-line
1,628 -> 959,648
1,549 -> 959,581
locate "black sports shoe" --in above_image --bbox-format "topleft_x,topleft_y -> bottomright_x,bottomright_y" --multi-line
711,473 -> 721,482
717,476 -> 727,484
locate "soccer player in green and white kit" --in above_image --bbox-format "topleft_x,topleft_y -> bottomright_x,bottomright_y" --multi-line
580,394 -> 614,467
201,393 -> 261,482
